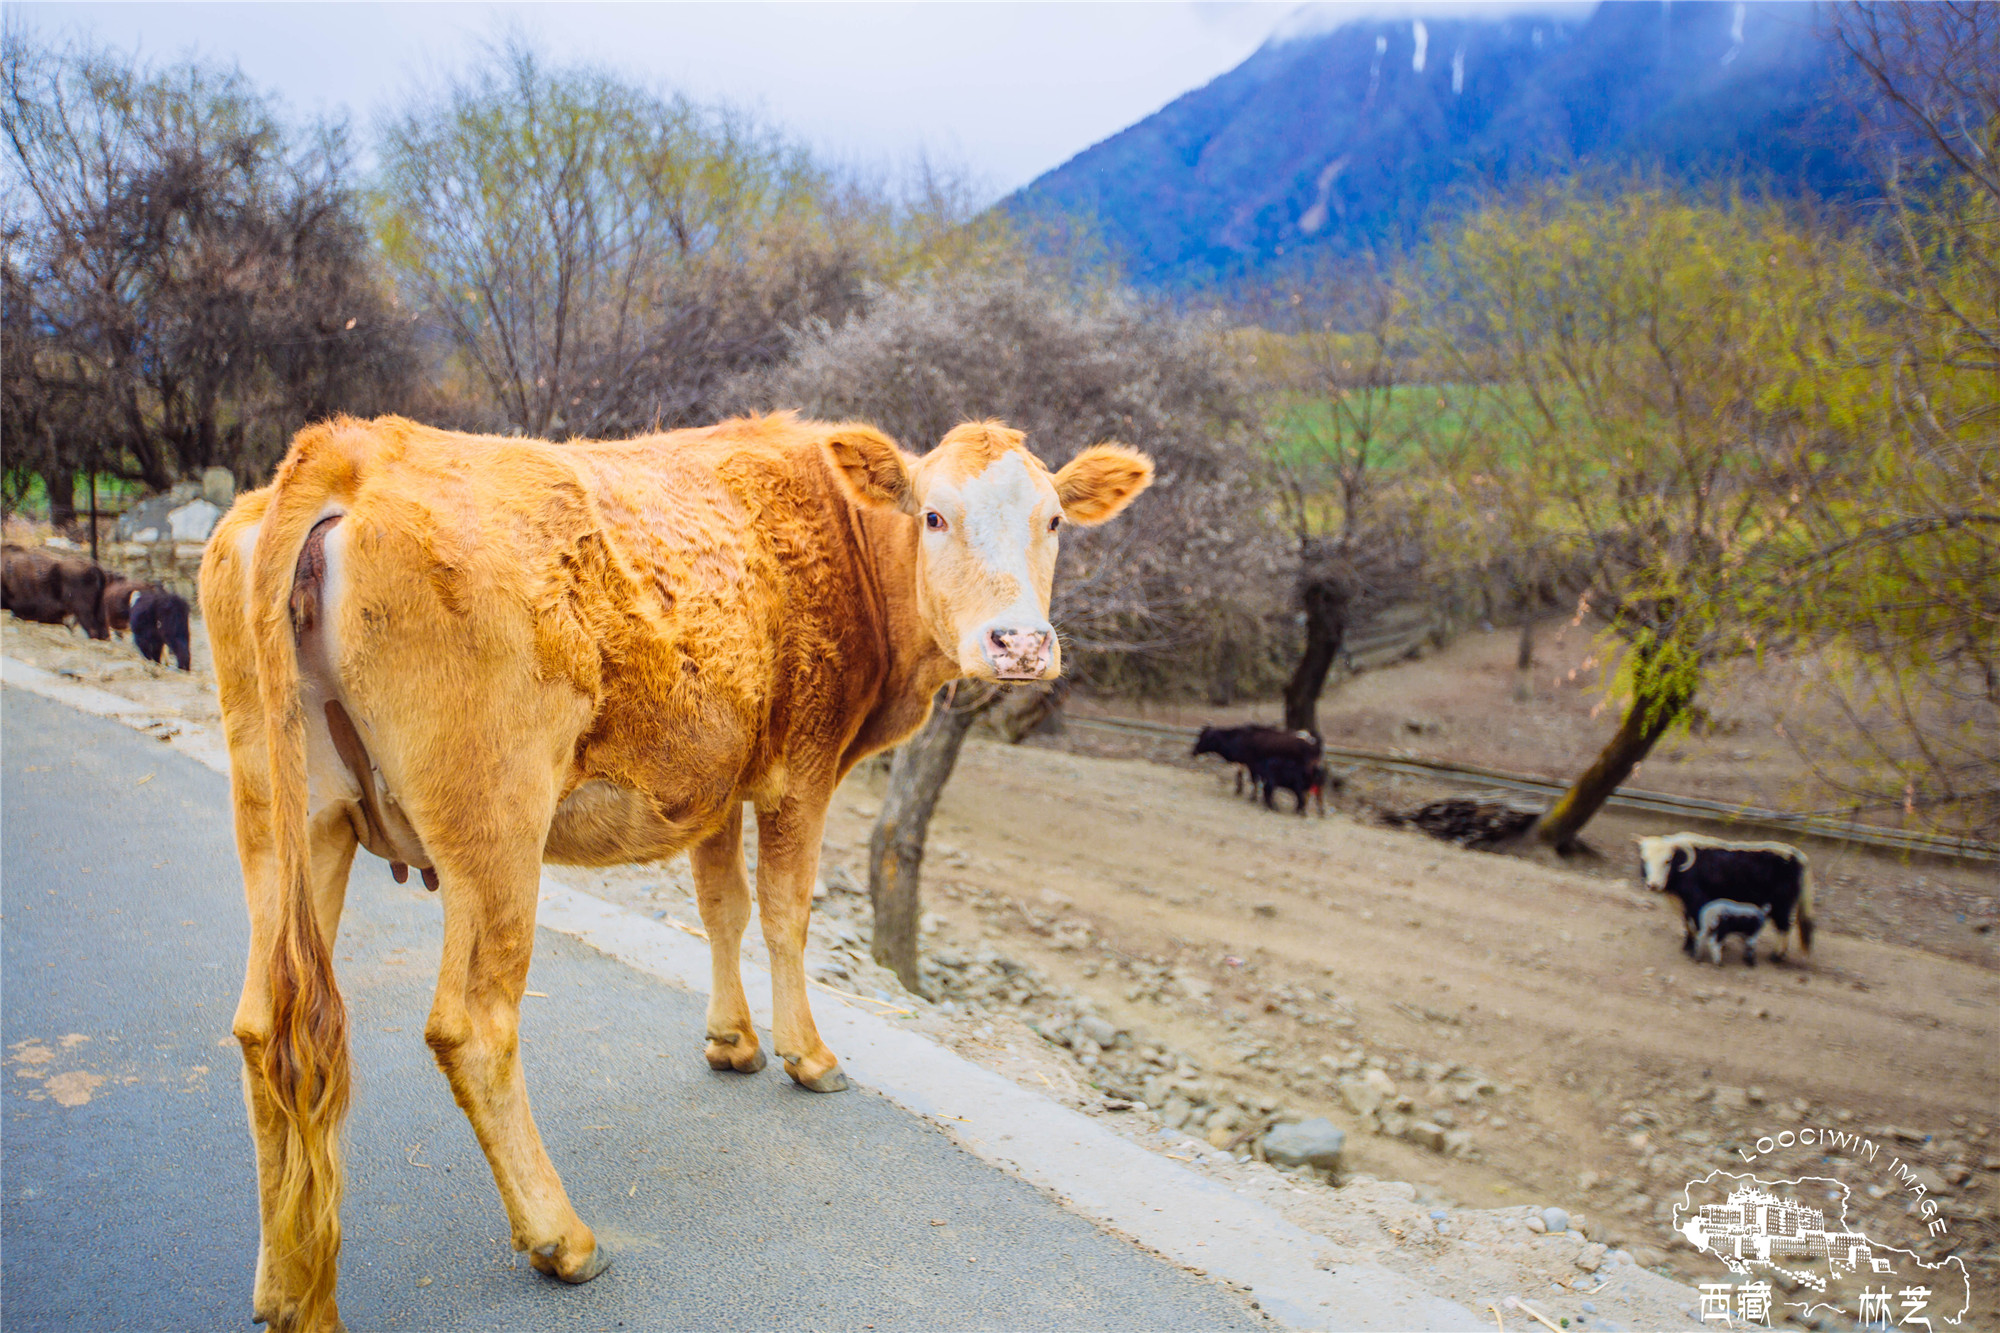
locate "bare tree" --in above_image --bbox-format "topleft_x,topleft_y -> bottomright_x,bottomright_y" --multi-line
373,43 -> 878,439
2,28 -> 411,494
739,272 -> 1280,987
1251,273 -> 1439,735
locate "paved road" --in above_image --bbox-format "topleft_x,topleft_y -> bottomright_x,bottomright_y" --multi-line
2,687 -> 1258,1332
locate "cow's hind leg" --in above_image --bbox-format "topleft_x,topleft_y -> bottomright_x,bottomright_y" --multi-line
235,805 -> 358,1330
691,805 -> 765,1073
425,820 -> 607,1286
756,789 -> 846,1093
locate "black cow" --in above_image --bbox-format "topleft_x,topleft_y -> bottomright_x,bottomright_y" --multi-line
1193,725 -> 1322,799
1692,899 -> 1770,966
129,587 -> 192,671
1637,834 -> 1815,961
2,544 -> 110,638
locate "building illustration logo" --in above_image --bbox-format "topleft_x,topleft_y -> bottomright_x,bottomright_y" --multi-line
1673,1171 -> 1972,1327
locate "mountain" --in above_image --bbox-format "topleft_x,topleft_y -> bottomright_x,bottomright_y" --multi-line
1008,2 -> 1872,291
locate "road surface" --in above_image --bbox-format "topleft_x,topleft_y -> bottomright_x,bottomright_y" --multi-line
2,686 -> 1259,1332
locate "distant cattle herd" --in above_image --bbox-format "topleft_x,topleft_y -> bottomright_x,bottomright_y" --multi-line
1,542 -> 191,670
1192,725 -> 1817,969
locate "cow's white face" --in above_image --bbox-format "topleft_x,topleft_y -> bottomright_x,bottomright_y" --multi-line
1636,835 -> 1686,891
824,420 -> 1153,681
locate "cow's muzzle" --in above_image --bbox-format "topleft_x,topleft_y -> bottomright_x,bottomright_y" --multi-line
982,626 -> 1055,679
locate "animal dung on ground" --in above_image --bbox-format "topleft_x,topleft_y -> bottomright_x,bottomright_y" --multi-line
1383,796 -> 1541,849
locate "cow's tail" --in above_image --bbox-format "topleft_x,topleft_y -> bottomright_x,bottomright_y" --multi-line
247,418 -> 375,1324
1796,854 -> 1816,956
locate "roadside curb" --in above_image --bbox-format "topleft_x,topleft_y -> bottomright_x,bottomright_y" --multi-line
2,654 -> 1479,1331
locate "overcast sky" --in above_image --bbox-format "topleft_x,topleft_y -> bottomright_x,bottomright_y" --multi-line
10,2 -> 1329,197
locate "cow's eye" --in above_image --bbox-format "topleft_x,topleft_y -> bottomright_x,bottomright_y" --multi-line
1047,515 -> 1061,532
925,511 -> 947,532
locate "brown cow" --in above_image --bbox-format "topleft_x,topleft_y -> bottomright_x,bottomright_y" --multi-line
200,412 -> 1151,1329
1,543 -> 109,638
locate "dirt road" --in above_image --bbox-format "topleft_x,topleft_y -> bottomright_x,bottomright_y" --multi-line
813,738 -> 1999,1300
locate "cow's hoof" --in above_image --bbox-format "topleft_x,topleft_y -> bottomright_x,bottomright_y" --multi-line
786,1056 -> 849,1093
532,1239 -> 610,1285
705,1035 -> 767,1073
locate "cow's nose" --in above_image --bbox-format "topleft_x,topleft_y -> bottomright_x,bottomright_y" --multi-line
983,627 -> 1054,678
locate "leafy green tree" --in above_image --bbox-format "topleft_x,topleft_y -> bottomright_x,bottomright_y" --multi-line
1433,186 -> 1860,850
1788,2 -> 2000,838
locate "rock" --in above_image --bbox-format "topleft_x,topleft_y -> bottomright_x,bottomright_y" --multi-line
1378,1180 -> 1417,1201
1405,1121 -> 1448,1152
201,466 -> 235,508
1525,1214 -> 1547,1234
1541,1207 -> 1570,1234
1631,1246 -> 1667,1268
1576,1242 -> 1607,1273
1711,1085 -> 1749,1112
1376,1111 -> 1410,1140
1078,1015 -> 1121,1048
1338,1077 -> 1381,1118
1609,1249 -> 1634,1266
1262,1118 -> 1347,1171
1582,1301 -> 1598,1315
1443,1129 -> 1474,1157
1340,1067 -> 1398,1118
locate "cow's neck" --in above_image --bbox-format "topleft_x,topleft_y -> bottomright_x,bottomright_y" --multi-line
843,504 -> 958,764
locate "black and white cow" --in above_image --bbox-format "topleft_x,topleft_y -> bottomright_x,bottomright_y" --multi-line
1693,899 -> 1770,966
1637,834 -> 1816,961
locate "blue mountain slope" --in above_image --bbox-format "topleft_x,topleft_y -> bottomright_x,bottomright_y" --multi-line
1010,1 -> 1870,290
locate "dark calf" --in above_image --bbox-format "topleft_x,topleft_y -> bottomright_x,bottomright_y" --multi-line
130,588 -> 192,671
1249,752 -> 1329,816
102,578 -> 147,635
2,544 -> 110,638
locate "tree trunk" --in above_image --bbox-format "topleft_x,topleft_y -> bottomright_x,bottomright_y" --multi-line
1516,617 -> 1535,671
1532,680 -> 1692,852
1283,578 -> 1349,735
39,466 -> 74,530
868,686 -> 982,994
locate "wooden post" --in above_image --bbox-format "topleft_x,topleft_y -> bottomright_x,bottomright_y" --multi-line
87,469 -> 99,565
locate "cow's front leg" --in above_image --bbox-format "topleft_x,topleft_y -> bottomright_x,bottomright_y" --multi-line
754,788 -> 846,1093
690,805 -> 764,1073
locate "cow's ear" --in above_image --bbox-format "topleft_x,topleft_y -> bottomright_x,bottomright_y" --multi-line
823,426 -> 917,515
1054,443 -> 1153,527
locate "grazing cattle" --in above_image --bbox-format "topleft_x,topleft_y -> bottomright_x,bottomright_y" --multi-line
1248,752 -> 1330,816
1193,724 -> 1322,798
102,577 -> 147,635
130,587 -> 192,671
1693,898 -> 1770,966
1,543 -> 110,638
200,412 -> 1151,1329
1636,833 -> 1815,962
